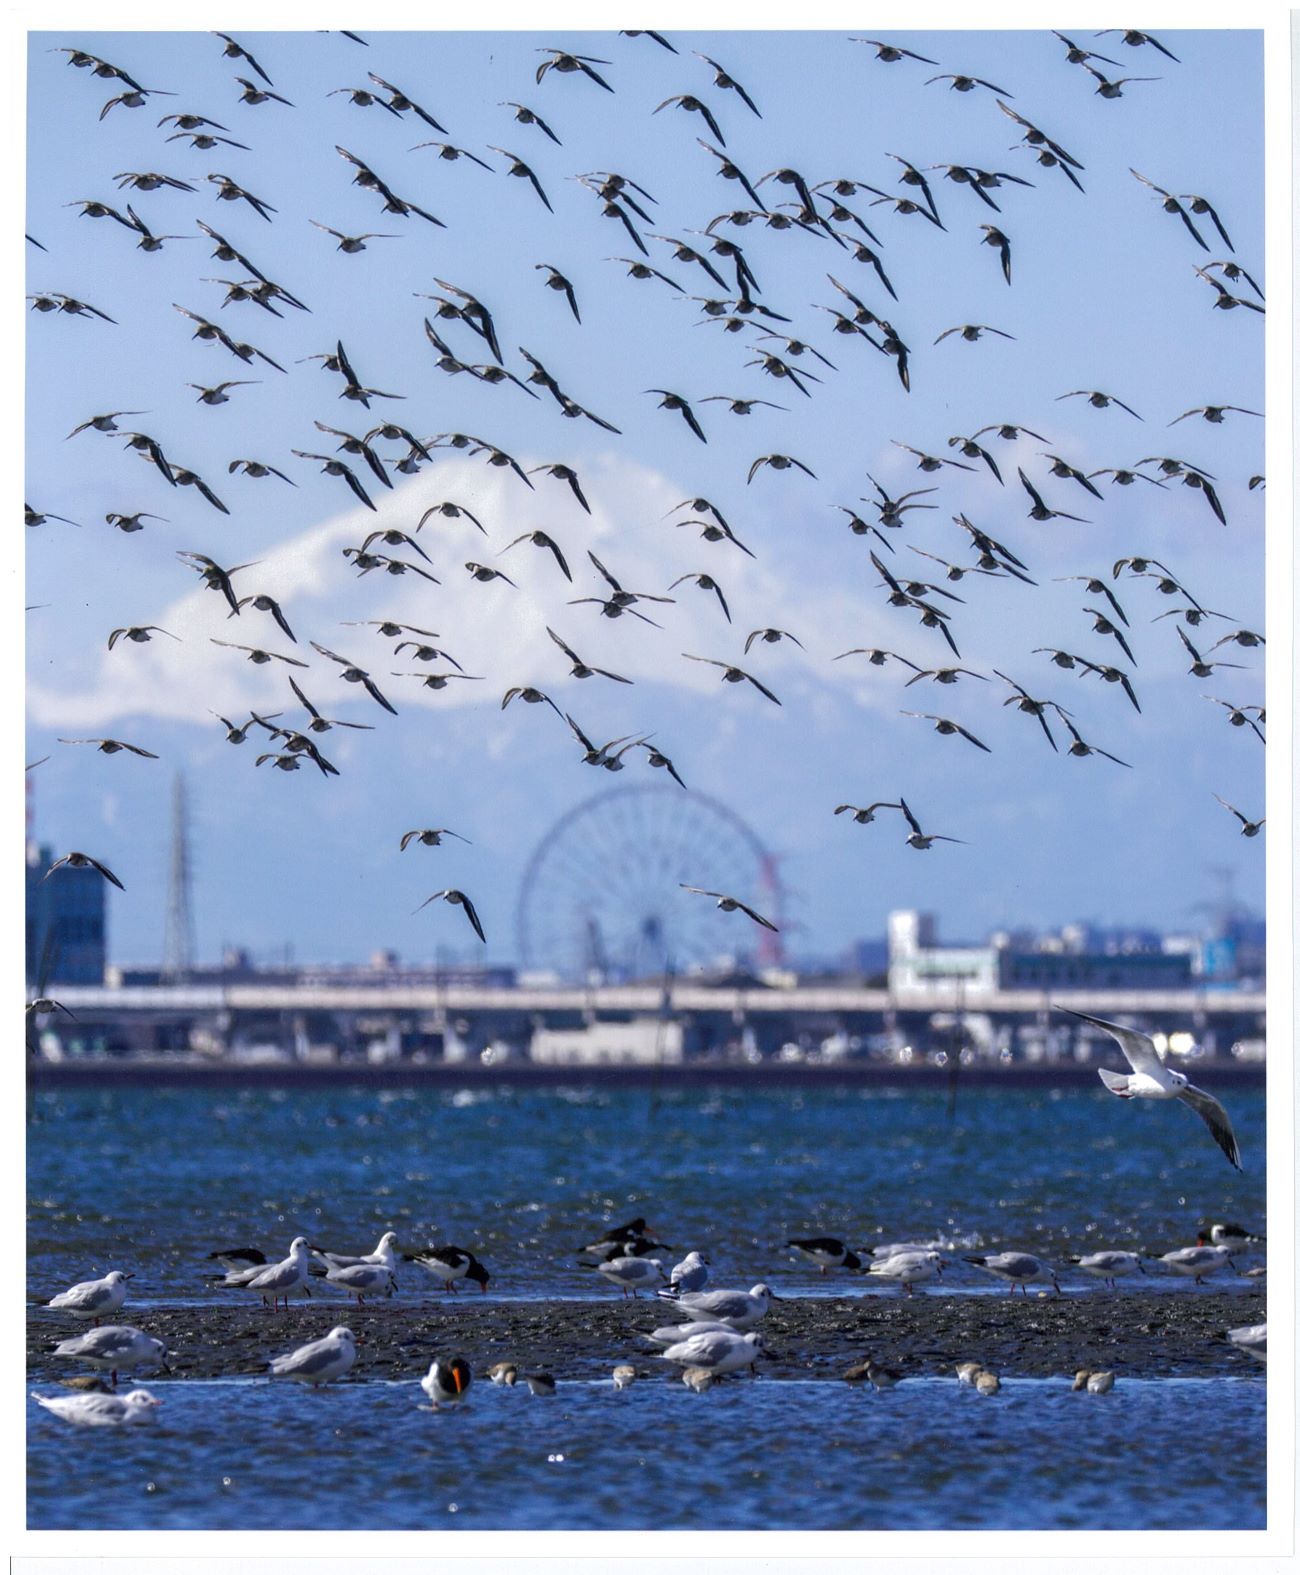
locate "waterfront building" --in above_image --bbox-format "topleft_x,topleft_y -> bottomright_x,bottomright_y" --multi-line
25,843 -> 106,988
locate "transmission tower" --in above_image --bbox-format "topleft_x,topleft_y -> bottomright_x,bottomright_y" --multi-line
161,772 -> 195,979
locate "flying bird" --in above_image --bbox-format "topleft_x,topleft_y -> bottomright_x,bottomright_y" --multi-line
1214,795 -> 1265,837
414,890 -> 486,943
44,853 -> 125,890
899,798 -> 965,849
682,654 -> 781,706
1058,1008 -> 1242,1170
679,885 -> 777,931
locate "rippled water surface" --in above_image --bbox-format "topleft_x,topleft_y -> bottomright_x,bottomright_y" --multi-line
28,1082 -> 1266,1528
28,1082 -> 1265,1297
27,1375 -> 1265,1531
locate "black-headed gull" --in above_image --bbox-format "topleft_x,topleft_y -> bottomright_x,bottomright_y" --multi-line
268,1325 -> 357,1385
1224,1322 -> 1266,1362
39,1270 -> 132,1323
1157,1245 -> 1237,1283
965,1252 -> 1061,1295
662,1283 -> 776,1328
670,1251 -> 709,1292
642,1319 -> 734,1347
312,1230 -> 399,1272
597,1256 -> 666,1298
659,1328 -> 763,1375
32,1388 -> 161,1426
1059,1007 -> 1243,1170
324,1262 -> 395,1303
1068,1250 -> 1146,1289
237,1237 -> 312,1309
50,1326 -> 168,1385
866,1249 -> 943,1294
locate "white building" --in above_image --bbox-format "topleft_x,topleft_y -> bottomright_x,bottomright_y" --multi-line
529,1018 -> 684,1065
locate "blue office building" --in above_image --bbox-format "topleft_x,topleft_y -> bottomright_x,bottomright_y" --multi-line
26,843 -> 106,987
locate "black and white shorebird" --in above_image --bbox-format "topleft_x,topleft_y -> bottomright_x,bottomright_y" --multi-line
205,1246 -> 266,1274
1198,1221 -> 1265,1249
404,1246 -> 490,1293
421,1356 -> 472,1409
786,1238 -> 863,1274
578,1218 -> 658,1258
1058,1008 -> 1242,1170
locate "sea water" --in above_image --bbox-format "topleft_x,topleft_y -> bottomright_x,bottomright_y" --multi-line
27,1082 -> 1267,1529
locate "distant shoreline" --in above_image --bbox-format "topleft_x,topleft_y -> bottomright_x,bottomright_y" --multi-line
25,1058 -> 1266,1091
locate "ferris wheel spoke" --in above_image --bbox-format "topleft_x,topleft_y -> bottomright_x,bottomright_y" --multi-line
516,784 -> 773,978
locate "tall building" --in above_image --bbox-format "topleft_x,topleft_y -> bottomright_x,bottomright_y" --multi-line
26,844 -> 107,987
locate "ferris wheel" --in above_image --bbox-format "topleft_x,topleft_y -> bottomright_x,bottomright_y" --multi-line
515,784 -> 784,981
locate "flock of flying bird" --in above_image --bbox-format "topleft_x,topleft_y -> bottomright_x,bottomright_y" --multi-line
30,1208 -> 1265,1419
26,28 -> 1263,961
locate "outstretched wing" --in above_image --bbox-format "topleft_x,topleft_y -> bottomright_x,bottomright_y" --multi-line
459,892 -> 487,943
1178,1083 -> 1243,1171
1059,1008 -> 1163,1078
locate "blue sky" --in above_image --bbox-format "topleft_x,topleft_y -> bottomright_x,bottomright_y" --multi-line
24,27 -> 1265,972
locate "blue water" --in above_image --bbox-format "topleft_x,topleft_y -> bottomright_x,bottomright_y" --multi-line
27,1083 -> 1266,1528
27,1083 -> 1266,1296
27,1375 -> 1265,1531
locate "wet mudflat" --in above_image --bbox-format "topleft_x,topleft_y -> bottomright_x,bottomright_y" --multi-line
28,1286 -> 1263,1385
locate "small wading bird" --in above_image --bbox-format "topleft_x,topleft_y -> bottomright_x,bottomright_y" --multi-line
1057,1007 -> 1243,1170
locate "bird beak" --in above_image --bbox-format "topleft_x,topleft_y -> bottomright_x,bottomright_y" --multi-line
123,1273 -> 136,1280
